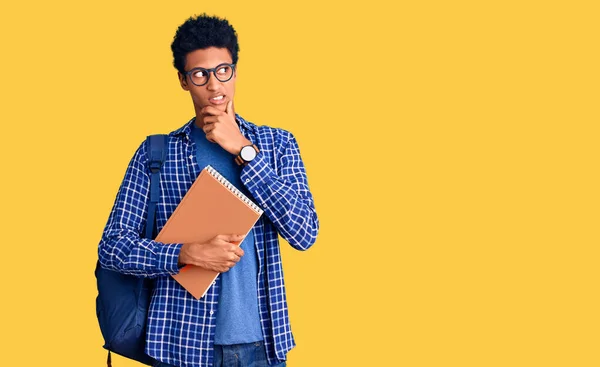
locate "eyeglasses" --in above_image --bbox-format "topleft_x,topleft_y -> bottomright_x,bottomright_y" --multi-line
184,63 -> 236,86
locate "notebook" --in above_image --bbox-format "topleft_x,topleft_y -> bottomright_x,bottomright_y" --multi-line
154,165 -> 264,299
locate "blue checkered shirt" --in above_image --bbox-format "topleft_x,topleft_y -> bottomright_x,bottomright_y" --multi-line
98,114 -> 319,367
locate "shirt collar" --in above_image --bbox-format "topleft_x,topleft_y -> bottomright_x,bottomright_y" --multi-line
170,114 -> 255,139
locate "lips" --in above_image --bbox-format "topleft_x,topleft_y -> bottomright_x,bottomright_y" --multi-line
209,95 -> 226,105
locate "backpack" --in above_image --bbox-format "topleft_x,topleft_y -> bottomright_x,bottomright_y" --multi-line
95,134 -> 169,366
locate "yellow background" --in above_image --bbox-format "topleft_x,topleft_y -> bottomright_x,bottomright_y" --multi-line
0,0 -> 598,366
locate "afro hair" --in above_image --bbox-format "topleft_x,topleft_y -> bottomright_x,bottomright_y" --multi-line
171,13 -> 240,75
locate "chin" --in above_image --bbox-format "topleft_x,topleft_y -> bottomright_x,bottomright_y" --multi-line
206,102 -> 226,111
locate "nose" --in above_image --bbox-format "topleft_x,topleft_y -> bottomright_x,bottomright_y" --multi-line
206,72 -> 221,91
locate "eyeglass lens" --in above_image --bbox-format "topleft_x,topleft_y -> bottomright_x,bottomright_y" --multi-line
190,64 -> 234,86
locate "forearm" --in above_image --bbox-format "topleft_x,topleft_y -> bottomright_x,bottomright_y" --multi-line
98,227 -> 183,278
241,135 -> 319,250
97,140 -> 183,277
250,174 -> 319,249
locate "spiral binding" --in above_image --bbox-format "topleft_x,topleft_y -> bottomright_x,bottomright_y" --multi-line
205,165 -> 264,215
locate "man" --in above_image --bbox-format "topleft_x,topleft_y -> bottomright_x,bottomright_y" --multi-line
98,14 -> 319,367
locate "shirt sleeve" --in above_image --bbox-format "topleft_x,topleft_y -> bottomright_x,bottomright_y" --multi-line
98,140 -> 184,277
240,132 -> 319,250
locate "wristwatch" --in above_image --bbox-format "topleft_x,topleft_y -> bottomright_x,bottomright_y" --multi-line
235,144 -> 259,166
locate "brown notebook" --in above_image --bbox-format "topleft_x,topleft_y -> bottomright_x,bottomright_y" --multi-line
154,165 -> 264,299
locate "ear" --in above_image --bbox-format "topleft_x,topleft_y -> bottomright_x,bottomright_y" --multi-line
178,71 -> 189,91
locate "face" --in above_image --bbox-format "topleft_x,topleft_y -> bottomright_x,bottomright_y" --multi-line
178,47 -> 237,115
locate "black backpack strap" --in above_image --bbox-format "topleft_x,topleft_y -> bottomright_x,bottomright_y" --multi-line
145,134 -> 169,240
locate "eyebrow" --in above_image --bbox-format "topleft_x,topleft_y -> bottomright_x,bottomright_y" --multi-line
188,62 -> 232,70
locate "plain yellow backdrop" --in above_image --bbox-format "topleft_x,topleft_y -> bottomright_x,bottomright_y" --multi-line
0,0 -> 598,366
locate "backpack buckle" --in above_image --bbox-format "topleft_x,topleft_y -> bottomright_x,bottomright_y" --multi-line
149,160 -> 163,173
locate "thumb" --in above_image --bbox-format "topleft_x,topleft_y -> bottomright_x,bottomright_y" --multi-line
228,234 -> 245,242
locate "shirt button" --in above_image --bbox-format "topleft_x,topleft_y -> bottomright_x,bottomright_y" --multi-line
245,179 -> 250,183
210,310 -> 214,315
189,155 -> 194,160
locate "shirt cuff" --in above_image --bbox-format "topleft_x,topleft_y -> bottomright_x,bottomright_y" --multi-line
240,151 -> 275,195
155,242 -> 184,274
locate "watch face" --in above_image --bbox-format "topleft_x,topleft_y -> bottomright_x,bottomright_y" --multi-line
241,145 -> 257,161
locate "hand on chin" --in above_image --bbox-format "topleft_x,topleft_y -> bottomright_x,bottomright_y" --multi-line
209,102 -> 227,113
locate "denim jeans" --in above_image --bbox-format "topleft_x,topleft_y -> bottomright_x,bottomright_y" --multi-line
154,341 -> 287,367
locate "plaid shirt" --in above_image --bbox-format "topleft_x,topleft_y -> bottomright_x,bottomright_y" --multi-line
98,114 -> 319,367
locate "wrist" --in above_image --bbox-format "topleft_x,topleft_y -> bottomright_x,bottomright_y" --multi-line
177,243 -> 190,267
226,138 -> 252,155
238,138 -> 252,152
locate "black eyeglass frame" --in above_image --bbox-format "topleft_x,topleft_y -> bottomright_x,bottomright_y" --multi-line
184,63 -> 237,86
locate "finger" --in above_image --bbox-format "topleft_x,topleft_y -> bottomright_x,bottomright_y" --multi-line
205,133 -> 216,143
201,105 -> 224,116
202,115 -> 218,124
233,247 -> 245,257
226,100 -> 234,117
229,253 -> 241,262
215,234 -> 233,241
224,234 -> 245,242
203,124 -> 215,134
220,262 -> 235,271
216,234 -> 243,246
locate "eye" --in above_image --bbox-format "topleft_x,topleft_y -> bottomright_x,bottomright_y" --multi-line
217,66 -> 230,75
193,70 -> 206,78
